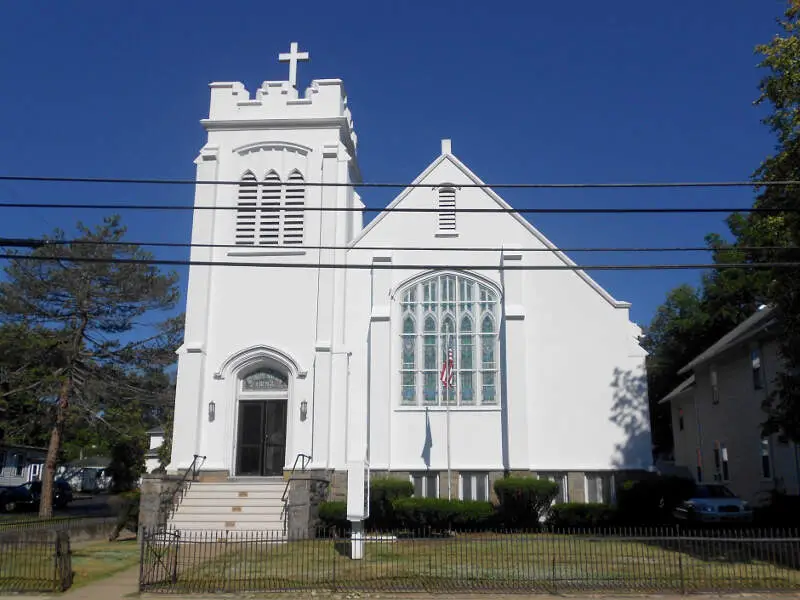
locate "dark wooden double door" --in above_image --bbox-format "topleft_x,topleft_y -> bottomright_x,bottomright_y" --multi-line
235,399 -> 287,476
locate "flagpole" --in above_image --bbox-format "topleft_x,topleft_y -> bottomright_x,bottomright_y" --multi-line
446,337 -> 452,501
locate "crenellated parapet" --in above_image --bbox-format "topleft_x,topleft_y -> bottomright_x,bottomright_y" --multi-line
203,78 -> 358,152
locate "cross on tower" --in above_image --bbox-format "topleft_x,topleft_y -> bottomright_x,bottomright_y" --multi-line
278,42 -> 310,88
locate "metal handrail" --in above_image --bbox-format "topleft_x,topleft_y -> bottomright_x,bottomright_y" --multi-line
164,454 -> 206,520
281,453 -> 312,503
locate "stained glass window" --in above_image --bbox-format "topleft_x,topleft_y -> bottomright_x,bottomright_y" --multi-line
242,369 -> 288,392
399,274 -> 499,406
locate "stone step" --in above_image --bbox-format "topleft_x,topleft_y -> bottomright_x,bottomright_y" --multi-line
188,481 -> 286,492
171,510 -> 285,522
184,490 -> 285,501
174,504 -> 285,516
180,497 -> 285,508
165,522 -> 288,537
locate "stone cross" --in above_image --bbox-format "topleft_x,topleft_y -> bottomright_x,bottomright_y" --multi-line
278,42 -> 310,88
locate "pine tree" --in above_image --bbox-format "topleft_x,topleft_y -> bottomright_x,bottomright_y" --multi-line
0,215 -> 181,517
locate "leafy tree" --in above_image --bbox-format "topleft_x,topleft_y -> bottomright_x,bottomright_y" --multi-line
644,1 -> 800,450
0,215 -> 181,517
728,0 -> 800,441
106,439 -> 146,493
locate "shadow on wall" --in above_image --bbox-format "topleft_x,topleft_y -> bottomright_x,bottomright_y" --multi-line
609,366 -> 653,469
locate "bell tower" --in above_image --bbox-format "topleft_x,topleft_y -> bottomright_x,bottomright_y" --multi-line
170,43 -> 362,473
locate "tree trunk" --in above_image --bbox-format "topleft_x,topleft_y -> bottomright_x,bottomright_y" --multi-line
39,378 -> 70,518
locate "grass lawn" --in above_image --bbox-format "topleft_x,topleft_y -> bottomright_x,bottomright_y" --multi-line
0,537 -> 140,593
143,533 -> 800,593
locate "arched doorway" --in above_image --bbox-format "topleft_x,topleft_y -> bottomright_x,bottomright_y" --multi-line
235,367 -> 288,477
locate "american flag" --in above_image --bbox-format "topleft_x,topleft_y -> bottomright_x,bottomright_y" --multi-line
440,348 -> 455,388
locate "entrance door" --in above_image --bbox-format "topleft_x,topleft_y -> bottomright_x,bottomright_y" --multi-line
235,400 -> 287,476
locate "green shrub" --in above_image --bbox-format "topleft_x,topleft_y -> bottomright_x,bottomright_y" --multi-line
616,476 -> 695,524
494,477 -> 558,529
547,503 -> 617,529
317,501 -> 348,532
368,477 -> 414,529
392,498 -> 494,531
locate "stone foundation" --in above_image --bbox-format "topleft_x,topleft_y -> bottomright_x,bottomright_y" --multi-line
323,468 -> 651,505
286,473 -> 331,538
138,473 -> 183,537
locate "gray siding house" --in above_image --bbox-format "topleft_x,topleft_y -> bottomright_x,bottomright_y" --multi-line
0,443 -> 46,487
660,306 -> 800,505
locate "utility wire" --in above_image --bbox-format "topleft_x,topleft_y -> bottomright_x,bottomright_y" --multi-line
0,174 -> 797,189
0,237 -> 794,254
0,253 -> 797,271
0,201 -> 793,215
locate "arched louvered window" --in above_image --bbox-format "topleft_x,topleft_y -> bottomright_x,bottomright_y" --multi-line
260,171 -> 282,246
283,170 -> 305,245
438,185 -> 457,232
235,172 -> 259,245
399,273 -> 499,406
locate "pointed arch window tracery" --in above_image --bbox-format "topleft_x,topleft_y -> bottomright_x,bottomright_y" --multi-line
399,273 -> 499,406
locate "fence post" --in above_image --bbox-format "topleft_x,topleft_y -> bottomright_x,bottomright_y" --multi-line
171,531 -> 179,585
139,527 -> 146,592
332,530 -> 337,593
675,524 -> 685,595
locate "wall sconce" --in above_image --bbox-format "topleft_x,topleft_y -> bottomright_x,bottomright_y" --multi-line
208,400 -> 216,422
300,399 -> 308,422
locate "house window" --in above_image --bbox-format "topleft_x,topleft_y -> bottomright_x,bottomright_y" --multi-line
437,185 -> 456,232
761,437 -> 772,479
696,448 -> 703,482
752,348 -> 764,390
411,472 -> 438,498
538,472 -> 569,504
461,472 -> 489,501
585,472 -> 615,504
399,274 -> 499,406
234,170 -> 306,247
710,368 -> 719,405
713,442 -> 730,481
678,408 -> 684,431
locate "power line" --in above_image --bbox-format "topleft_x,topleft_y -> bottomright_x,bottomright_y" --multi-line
0,253 -> 797,271
0,174 -> 796,189
0,237 -> 794,254
0,201 -> 793,215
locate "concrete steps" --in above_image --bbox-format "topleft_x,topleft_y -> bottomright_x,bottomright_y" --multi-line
168,479 -> 287,534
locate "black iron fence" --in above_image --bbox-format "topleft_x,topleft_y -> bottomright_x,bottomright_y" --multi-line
139,526 -> 800,594
0,530 -> 72,593
0,515 -> 118,534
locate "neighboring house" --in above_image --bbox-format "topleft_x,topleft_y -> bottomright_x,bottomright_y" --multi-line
166,43 -> 652,532
57,456 -> 112,493
0,443 -> 46,487
660,305 -> 800,505
145,427 -> 165,473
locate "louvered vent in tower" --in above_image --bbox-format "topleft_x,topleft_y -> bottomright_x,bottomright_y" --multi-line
438,186 -> 457,231
260,171 -> 282,246
283,171 -> 305,245
235,172 -> 258,245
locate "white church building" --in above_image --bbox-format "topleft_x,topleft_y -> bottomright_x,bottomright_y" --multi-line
167,43 -> 652,531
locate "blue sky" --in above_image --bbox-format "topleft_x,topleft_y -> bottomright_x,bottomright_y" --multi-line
0,1 -> 786,327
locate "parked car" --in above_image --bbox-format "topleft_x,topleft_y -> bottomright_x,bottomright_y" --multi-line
0,480 -> 73,512
672,484 -> 753,523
